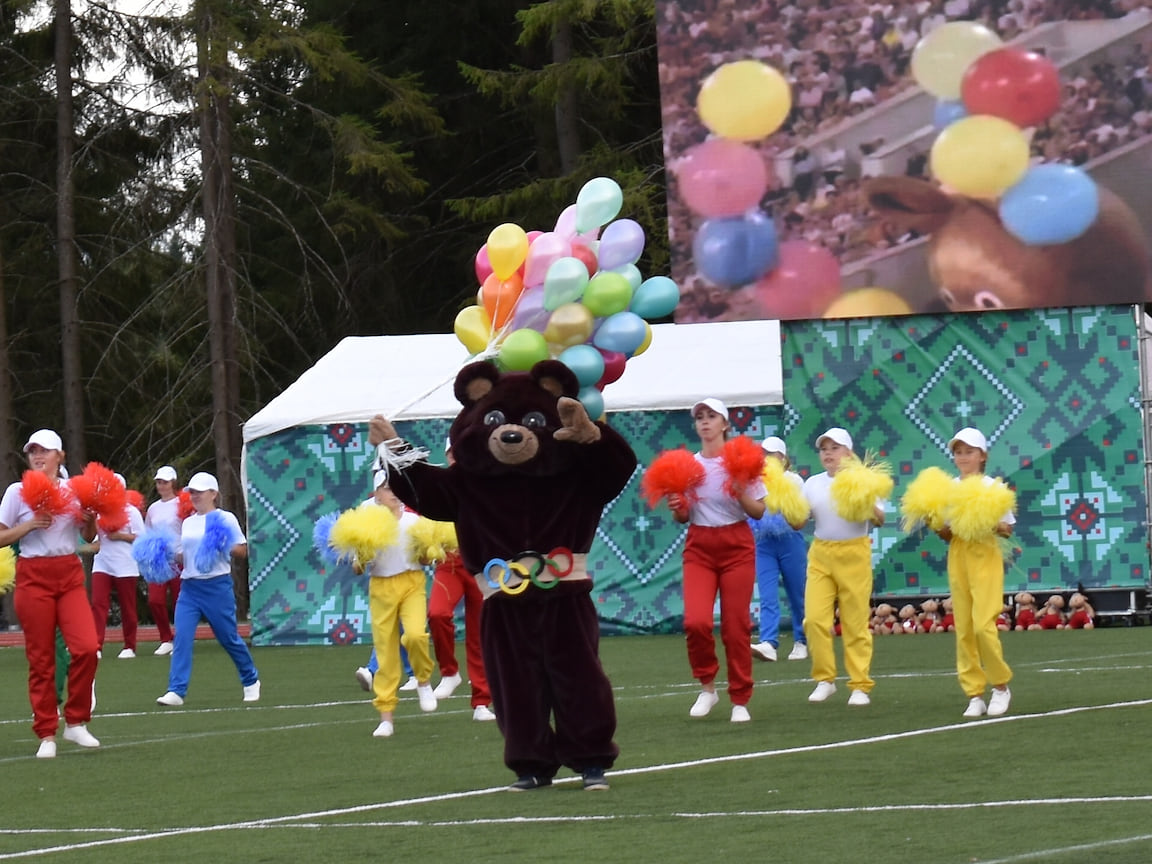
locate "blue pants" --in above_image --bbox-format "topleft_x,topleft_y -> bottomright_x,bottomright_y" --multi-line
754,531 -> 808,646
167,576 -> 258,696
366,638 -> 412,676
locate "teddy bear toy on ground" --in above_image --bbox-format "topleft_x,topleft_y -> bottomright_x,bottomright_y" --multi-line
1037,594 -> 1066,630
897,603 -> 921,634
871,603 -> 898,635
939,596 -> 955,632
1065,592 -> 1095,630
1014,591 -> 1039,631
918,598 -> 943,633
996,603 -> 1012,631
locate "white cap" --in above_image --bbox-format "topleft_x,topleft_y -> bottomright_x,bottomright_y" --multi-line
23,429 -> 63,453
691,398 -> 729,421
154,465 -> 177,482
113,473 -> 126,487
761,436 -> 787,456
815,427 -> 853,450
187,472 -> 219,492
948,427 -> 988,453
373,469 -> 389,489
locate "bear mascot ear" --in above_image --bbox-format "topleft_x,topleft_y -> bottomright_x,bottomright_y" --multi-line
530,360 -> 580,400
454,361 -> 501,407
864,176 -> 957,236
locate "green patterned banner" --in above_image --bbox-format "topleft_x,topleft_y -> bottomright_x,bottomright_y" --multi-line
246,305 -> 1147,644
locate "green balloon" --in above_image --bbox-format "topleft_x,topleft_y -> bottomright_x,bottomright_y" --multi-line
498,329 -> 549,371
582,272 -> 633,317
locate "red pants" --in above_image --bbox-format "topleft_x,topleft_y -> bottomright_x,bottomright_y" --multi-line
682,522 -> 755,707
14,556 -> 99,739
91,571 -> 139,650
147,578 -> 181,642
428,555 -> 490,707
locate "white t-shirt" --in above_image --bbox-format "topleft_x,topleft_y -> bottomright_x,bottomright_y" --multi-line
369,508 -> 421,578
146,497 -> 181,534
181,509 -> 246,579
93,504 -> 145,576
688,453 -> 768,528
0,480 -> 81,558
803,472 -> 874,541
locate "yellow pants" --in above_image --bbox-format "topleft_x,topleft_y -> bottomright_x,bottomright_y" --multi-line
948,538 -> 1012,697
804,537 -> 874,693
369,570 -> 434,713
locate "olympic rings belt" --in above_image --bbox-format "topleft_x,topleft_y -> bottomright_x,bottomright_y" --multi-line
476,549 -> 587,599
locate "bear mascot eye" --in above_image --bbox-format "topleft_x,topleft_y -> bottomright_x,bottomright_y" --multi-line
522,411 -> 547,429
483,410 -> 507,427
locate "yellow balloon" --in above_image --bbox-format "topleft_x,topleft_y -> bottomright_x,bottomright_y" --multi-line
454,304 -> 493,354
823,288 -> 913,319
911,22 -> 1002,100
542,303 -> 594,351
930,115 -> 1029,199
631,322 -> 653,356
487,223 -> 529,281
697,60 -> 792,141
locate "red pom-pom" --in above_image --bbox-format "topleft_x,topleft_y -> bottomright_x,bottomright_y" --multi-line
70,462 -> 128,530
177,489 -> 195,520
640,448 -> 706,509
19,470 -> 75,518
126,489 -> 145,516
721,436 -> 765,497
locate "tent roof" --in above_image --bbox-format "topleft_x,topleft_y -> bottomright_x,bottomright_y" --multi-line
242,320 -> 782,443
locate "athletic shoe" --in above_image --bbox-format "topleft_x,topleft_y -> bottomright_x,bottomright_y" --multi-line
117,648 -> 136,659
787,643 -> 809,661
473,705 -> 497,722
751,641 -> 778,662
36,739 -> 57,759
963,697 -> 988,718
582,768 -> 609,791
63,724 -> 100,748
398,677 -> 418,691
731,705 -> 751,723
508,775 -> 552,791
433,672 -> 462,699
96,649 -> 102,659
372,720 -> 394,738
987,687 -> 1012,717
689,690 -> 720,718
847,690 -> 871,707
242,681 -> 261,703
156,691 -> 184,706
416,683 -> 438,712
354,667 -> 373,692
808,681 -> 837,703
154,642 -> 174,656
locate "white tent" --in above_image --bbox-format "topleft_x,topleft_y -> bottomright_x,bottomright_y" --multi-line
241,320 -> 783,443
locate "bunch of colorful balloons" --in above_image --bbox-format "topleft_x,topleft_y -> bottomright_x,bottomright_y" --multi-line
915,21 -> 1099,246
452,176 -> 680,419
678,59 -> 845,319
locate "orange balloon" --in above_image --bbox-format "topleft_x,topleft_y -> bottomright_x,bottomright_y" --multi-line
481,272 -> 525,330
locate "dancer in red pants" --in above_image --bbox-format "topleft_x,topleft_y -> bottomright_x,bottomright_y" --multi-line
90,474 -> 145,658
145,465 -> 182,655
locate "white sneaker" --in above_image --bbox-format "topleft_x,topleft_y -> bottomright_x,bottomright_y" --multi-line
154,642 -> 174,656
689,690 -> 720,718
242,681 -> 261,703
808,681 -> 837,703
156,691 -> 184,706
987,687 -> 1012,717
751,641 -> 778,662
398,677 -> 419,691
96,649 -> 102,659
354,667 -> 373,692
473,704 -> 497,722
787,643 -> 809,660
36,739 -> 57,759
117,648 -> 136,659
416,683 -> 438,712
372,720 -> 394,738
731,705 -> 751,723
963,697 -> 988,718
63,724 -> 100,748
847,689 -> 871,707
433,672 -> 462,699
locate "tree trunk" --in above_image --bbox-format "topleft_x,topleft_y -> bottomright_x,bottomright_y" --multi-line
0,244 -> 12,629
55,0 -> 86,471
552,15 -> 581,175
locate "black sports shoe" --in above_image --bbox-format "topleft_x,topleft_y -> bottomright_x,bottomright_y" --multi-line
582,768 -> 609,791
508,775 -> 552,791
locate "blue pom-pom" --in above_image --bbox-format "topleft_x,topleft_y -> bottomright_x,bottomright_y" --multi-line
749,512 -> 791,540
194,510 -> 232,573
132,528 -> 178,584
312,512 -> 341,565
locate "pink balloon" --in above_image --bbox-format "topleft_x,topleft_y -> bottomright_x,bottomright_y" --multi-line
554,204 -> 602,242
753,241 -> 842,320
677,139 -> 771,218
596,350 -> 626,388
526,230 -> 544,243
523,232 -> 572,288
475,244 -> 493,285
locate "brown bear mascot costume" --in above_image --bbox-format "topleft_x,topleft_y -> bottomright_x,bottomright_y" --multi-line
369,359 -> 637,791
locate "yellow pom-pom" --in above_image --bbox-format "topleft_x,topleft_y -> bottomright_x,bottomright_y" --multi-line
830,453 -> 894,522
330,504 -> 399,569
0,546 -> 15,594
762,459 -> 810,526
948,476 -> 1015,542
407,517 -> 458,564
900,466 -> 955,533
433,520 -> 459,554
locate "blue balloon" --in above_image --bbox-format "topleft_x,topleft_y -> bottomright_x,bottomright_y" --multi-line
999,164 -> 1099,246
692,211 -> 778,287
933,99 -> 967,130
558,344 -> 605,388
577,385 -> 605,421
593,311 -> 647,355
631,275 -> 680,319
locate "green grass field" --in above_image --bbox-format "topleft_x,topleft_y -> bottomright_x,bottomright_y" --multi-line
2,626 -> 1151,863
